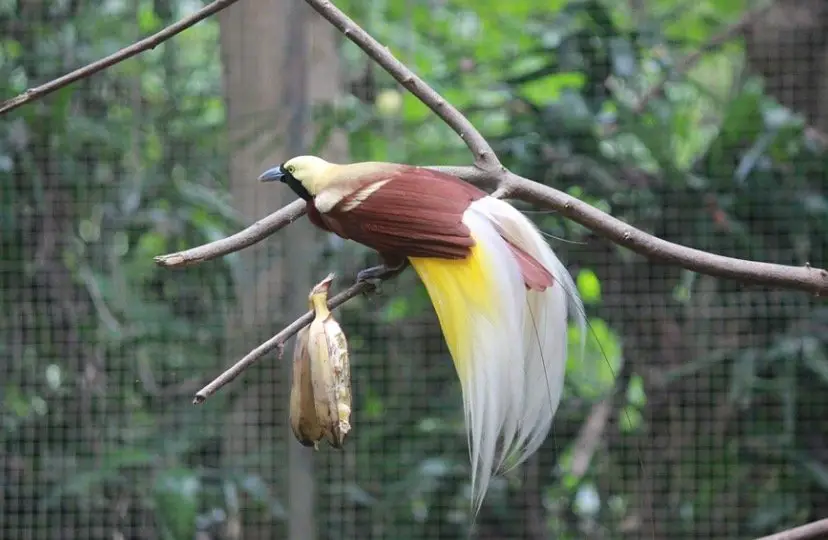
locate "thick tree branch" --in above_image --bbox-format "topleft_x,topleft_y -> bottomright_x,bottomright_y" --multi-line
754,518 -> 828,540
0,0 -> 241,116
154,199 -> 306,267
497,169 -> 827,295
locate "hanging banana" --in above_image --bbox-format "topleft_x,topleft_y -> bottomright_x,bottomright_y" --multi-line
288,273 -> 353,449
289,325 -> 325,448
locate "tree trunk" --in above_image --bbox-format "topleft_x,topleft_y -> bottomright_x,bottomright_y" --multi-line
218,1 -> 346,538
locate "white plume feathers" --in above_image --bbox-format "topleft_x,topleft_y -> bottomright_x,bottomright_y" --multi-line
459,195 -> 585,512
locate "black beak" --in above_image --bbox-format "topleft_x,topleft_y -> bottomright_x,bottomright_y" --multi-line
258,163 -> 313,202
258,164 -> 286,183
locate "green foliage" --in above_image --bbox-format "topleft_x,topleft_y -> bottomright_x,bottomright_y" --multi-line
0,0 -> 254,536
576,268 -> 602,304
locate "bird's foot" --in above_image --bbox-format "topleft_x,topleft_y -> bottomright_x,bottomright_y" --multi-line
356,260 -> 409,291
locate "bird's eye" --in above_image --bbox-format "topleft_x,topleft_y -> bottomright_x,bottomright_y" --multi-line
286,165 -> 295,173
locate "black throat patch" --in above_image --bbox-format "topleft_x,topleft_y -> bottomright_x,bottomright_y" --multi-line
282,169 -> 313,202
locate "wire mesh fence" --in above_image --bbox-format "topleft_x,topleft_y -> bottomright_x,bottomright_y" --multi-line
1,0 -> 827,539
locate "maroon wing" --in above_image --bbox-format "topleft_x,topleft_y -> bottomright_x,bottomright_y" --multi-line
311,166 -> 555,290
506,242 -> 555,291
316,167 -> 486,260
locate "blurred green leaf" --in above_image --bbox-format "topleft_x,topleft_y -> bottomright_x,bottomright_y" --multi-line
382,296 -> 410,323
576,268 -> 602,304
518,72 -> 586,103
154,469 -> 200,539
567,318 -> 622,399
626,374 -> 646,407
619,406 -> 643,433
138,3 -> 162,33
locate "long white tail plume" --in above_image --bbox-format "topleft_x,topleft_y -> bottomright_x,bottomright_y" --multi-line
465,196 -> 585,505
410,195 -> 583,515
452,209 -> 526,514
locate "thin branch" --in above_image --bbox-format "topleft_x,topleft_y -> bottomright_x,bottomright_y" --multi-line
631,2 -> 774,113
425,167 -> 827,295
495,168 -> 828,295
569,397 -> 612,480
0,0 -> 241,116
193,278 -> 375,404
154,163 -> 828,295
154,199 -> 307,268
304,0 -> 500,171
754,518 -> 828,540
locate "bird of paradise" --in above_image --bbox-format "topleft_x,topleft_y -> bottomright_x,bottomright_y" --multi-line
260,156 -> 584,511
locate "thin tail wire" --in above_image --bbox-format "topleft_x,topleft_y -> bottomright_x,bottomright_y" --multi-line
526,207 -> 652,538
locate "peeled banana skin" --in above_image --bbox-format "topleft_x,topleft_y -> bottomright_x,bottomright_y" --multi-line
288,273 -> 353,450
289,325 -> 325,448
309,310 -> 352,448
308,274 -> 352,449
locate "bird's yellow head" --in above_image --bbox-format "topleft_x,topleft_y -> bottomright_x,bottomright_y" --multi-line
258,155 -> 334,201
